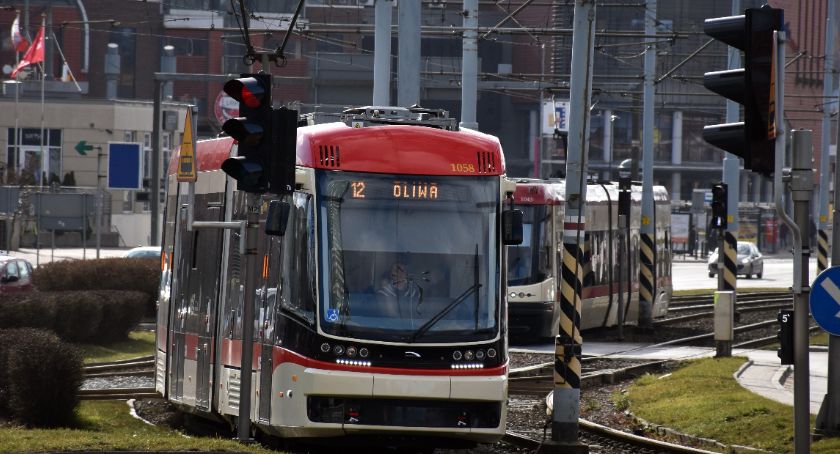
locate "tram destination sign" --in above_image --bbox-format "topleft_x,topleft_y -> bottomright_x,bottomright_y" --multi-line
809,266 -> 840,336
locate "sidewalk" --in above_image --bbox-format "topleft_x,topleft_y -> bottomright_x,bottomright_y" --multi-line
511,342 -> 828,414
735,349 -> 828,415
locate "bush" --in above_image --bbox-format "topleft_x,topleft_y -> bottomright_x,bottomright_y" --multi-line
0,290 -> 145,344
33,257 -> 161,317
0,328 -> 83,427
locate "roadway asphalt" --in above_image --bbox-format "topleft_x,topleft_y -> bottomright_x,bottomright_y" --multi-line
511,342 -> 829,415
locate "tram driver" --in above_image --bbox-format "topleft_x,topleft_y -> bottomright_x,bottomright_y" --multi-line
377,262 -> 424,323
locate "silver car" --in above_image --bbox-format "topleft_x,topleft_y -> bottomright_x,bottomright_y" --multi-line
708,242 -> 764,279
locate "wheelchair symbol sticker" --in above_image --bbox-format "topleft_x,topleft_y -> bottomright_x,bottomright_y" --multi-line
327,309 -> 339,322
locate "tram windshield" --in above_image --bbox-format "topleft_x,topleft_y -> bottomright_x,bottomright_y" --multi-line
507,205 -> 551,286
316,171 -> 500,343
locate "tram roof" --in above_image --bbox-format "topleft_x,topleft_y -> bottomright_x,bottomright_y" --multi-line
170,122 -> 506,177
512,179 -> 670,206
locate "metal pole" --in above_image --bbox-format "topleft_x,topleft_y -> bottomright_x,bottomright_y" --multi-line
82,192 -> 87,260
151,79 -> 161,246
791,129 -> 814,454
546,1 -> 595,452
397,0 -> 420,107
96,149 -> 102,259
372,0 -> 392,106
460,0 -> 478,130
236,192 -> 260,443
638,0 -> 656,329
818,1 -> 835,276
817,6 -> 840,433
721,0 -> 740,298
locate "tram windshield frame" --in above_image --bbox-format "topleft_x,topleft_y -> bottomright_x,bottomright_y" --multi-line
506,205 -> 552,286
315,170 -> 501,343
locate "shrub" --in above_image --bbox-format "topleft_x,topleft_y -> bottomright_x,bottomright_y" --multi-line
0,290 -> 145,344
95,290 -> 147,343
0,328 -> 83,427
33,257 -> 161,316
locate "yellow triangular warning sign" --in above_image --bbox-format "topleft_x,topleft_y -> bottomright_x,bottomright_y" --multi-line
177,109 -> 197,182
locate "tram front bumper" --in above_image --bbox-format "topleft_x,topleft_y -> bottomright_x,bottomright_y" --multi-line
271,362 -> 506,441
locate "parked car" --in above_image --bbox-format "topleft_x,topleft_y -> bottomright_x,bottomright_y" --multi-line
708,241 -> 764,279
124,246 -> 162,259
0,255 -> 35,293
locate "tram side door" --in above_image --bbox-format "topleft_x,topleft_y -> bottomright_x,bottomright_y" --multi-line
257,235 -> 281,423
169,202 -> 190,401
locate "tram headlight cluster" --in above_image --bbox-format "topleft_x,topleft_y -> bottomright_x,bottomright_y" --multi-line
452,348 -> 495,362
321,343 -> 371,362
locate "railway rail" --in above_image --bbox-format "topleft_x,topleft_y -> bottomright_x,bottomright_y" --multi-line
83,356 -> 155,378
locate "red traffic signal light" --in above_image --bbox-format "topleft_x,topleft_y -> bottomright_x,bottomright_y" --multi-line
702,6 -> 783,177
221,73 -> 272,193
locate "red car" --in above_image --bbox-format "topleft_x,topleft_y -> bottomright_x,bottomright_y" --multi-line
0,255 -> 34,293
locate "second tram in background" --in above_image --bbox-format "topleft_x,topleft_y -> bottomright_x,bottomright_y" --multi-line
507,179 -> 672,339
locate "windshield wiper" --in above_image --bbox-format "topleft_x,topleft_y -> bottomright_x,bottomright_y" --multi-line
407,282 -> 482,343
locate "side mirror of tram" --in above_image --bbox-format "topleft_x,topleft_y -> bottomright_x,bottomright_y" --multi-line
265,200 -> 291,236
502,209 -> 523,245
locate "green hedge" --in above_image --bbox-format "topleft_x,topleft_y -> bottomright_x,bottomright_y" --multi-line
0,328 -> 83,427
0,290 -> 146,344
33,257 -> 161,317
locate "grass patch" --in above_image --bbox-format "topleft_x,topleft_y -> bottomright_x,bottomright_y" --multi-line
77,331 -> 155,363
812,332 -> 829,346
0,400 -> 274,453
623,357 -> 840,453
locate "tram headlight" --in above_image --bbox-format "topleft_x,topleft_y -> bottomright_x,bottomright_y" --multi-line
333,345 -> 345,356
487,348 -> 497,358
320,343 -> 331,353
346,346 -> 358,358
475,349 -> 485,360
509,292 -> 516,298
518,292 -> 525,298
359,347 -> 369,358
452,350 -> 463,361
464,350 -> 475,361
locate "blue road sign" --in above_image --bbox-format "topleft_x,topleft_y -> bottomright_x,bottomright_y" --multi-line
810,266 -> 840,335
107,142 -> 143,190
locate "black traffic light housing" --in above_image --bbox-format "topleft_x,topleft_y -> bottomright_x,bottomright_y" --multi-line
222,73 -> 272,193
711,183 -> 728,230
221,73 -> 298,195
777,309 -> 794,365
702,5 -> 783,177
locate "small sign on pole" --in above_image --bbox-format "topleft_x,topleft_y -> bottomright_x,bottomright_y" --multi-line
177,109 -> 198,182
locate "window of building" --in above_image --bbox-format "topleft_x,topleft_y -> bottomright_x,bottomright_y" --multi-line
6,128 -> 62,186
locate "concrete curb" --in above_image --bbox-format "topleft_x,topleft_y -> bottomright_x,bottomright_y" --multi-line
772,365 -> 792,390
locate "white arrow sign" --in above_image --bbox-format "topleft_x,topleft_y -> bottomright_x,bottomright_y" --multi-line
818,277 -> 840,318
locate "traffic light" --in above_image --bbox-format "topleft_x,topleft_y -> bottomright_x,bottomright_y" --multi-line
221,73 -> 272,193
777,310 -> 794,365
702,6 -> 783,177
711,183 -> 727,229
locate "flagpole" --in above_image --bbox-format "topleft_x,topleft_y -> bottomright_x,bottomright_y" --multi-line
39,14 -> 45,189
13,11 -> 20,184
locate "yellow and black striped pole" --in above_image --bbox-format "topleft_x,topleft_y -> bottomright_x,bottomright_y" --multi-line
638,230 -> 655,328
720,231 -> 737,291
818,229 -> 829,274
553,217 -> 584,446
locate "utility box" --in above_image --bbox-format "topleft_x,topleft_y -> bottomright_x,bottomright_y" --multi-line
714,291 -> 735,341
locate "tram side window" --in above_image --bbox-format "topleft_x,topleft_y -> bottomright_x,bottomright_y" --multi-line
278,193 -> 316,324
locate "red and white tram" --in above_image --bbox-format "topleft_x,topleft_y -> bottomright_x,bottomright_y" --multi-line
155,107 -> 517,448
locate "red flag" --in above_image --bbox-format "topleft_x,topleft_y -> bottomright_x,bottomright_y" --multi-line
11,25 -> 44,78
11,16 -> 28,52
